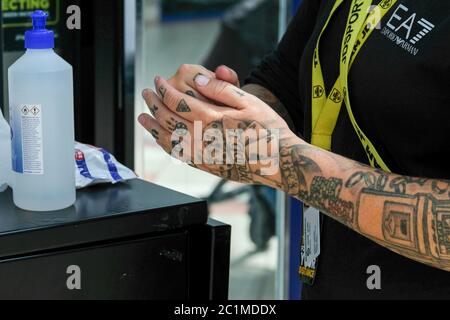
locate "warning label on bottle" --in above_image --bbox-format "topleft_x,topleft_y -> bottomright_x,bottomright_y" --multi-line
17,104 -> 44,175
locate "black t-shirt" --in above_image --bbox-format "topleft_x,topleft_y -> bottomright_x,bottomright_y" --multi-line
246,0 -> 450,299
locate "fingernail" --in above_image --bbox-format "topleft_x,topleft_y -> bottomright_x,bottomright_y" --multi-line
154,76 -> 161,88
142,89 -> 150,98
222,65 -> 231,73
195,74 -> 210,87
138,114 -> 147,126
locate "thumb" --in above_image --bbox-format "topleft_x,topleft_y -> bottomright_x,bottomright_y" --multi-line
194,74 -> 247,109
215,65 -> 240,87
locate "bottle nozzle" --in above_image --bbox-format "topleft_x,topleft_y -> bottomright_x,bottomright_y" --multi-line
31,10 -> 48,30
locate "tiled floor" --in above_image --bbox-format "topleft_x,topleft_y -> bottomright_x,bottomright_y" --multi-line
136,16 -> 277,300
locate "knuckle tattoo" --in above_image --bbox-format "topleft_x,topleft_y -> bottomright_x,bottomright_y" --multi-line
175,122 -> 189,136
166,117 -> 189,136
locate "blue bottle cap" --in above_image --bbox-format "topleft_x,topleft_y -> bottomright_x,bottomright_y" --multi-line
24,10 -> 55,49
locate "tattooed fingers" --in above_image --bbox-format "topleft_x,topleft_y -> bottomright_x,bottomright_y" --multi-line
193,74 -> 254,110
173,64 -> 217,92
154,76 -> 225,123
166,79 -> 210,103
138,113 -> 195,164
142,89 -> 194,136
138,114 -> 169,146
166,80 -> 210,103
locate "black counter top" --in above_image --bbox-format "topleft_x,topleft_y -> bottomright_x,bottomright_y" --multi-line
0,179 -> 208,259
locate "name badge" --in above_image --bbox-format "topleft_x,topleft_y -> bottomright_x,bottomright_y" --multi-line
299,206 -> 321,285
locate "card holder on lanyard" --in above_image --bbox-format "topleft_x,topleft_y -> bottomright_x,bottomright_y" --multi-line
299,0 -> 397,285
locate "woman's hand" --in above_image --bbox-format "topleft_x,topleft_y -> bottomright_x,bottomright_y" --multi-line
138,72 -> 297,186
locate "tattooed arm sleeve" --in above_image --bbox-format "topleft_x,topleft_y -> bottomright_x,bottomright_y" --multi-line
149,74 -> 449,271
239,84 -> 450,271
275,137 -> 450,272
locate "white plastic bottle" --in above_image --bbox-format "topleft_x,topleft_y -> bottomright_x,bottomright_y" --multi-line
8,10 -> 75,211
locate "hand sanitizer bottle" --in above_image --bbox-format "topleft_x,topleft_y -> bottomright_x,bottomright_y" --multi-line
8,10 -> 75,211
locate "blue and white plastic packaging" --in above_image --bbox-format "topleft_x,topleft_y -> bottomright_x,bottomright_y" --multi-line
75,142 -> 137,189
2,135 -> 136,192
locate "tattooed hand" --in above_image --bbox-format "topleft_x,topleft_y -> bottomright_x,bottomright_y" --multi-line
138,70 -> 450,272
138,73 -> 297,185
164,64 -> 240,104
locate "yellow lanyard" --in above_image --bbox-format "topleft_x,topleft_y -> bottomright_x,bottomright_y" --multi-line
311,0 -> 398,172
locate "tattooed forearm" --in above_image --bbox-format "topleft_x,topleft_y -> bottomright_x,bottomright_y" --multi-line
280,143 -> 322,195
357,188 -> 450,271
277,140 -> 450,272
241,84 -> 296,131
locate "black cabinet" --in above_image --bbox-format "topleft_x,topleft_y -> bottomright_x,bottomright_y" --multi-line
0,179 -> 231,300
